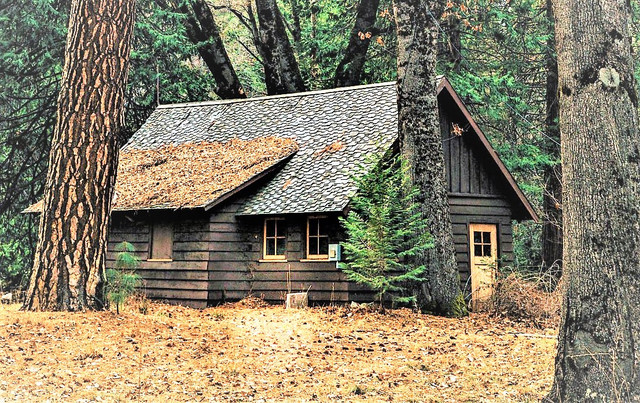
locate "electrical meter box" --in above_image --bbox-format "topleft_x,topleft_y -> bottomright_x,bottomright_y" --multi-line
328,244 -> 341,262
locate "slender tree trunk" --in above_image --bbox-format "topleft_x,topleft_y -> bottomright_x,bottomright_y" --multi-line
394,0 -> 466,317
549,0 -> 640,399
438,11 -> 462,73
541,0 -> 562,273
164,0 -> 246,99
334,0 -> 380,87
255,0 -> 306,94
23,0 -> 136,311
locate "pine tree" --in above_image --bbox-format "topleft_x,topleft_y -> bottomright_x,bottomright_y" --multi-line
340,155 -> 433,310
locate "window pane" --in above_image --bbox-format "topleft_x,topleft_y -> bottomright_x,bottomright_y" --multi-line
483,245 -> 492,257
474,244 -> 482,257
309,237 -> 318,255
483,231 -> 491,243
266,239 -> 276,256
474,231 -> 482,244
309,219 -> 318,235
319,237 -> 329,255
318,218 -> 327,236
266,220 -> 276,237
276,238 -> 286,256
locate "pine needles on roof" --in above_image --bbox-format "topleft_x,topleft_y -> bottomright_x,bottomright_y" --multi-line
115,137 -> 298,210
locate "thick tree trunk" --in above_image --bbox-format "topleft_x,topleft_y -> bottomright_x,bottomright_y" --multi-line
549,0 -> 640,399
394,0 -> 466,317
334,0 -> 380,87
24,0 -> 135,311
169,0 -> 246,99
541,0 -> 562,273
255,0 -> 306,94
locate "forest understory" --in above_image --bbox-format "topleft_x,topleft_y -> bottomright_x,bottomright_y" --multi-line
0,298 -> 556,402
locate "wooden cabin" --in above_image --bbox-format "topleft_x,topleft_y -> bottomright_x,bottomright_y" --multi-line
102,77 -> 537,309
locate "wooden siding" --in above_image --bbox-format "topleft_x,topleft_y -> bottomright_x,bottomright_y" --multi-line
207,198 -> 348,304
107,212 -> 211,309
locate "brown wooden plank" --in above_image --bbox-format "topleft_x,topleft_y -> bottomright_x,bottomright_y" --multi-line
450,136 -> 461,193
109,232 -> 149,243
174,231 -> 210,242
142,278 -> 208,290
209,251 -> 257,261
209,232 -> 242,242
144,288 -> 208,300
137,269 -> 209,281
460,136 -> 471,193
137,260 -> 208,270
173,241 -> 209,252
448,196 -> 510,207
107,241 -> 148,252
208,241 -> 252,252
209,223 -> 238,233
252,270 -> 346,282
449,205 -> 513,217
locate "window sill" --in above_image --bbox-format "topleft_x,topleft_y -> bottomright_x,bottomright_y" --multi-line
259,259 -> 288,263
300,258 -> 331,262
147,258 -> 173,262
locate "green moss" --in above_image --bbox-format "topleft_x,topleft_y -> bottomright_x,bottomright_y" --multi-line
449,292 -> 469,318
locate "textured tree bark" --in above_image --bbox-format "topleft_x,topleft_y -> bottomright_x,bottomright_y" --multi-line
334,0 -> 380,87
23,0 -> 136,311
254,0 -> 306,94
394,0 -> 466,316
541,0 -> 562,273
168,0 -> 246,99
549,0 -> 640,399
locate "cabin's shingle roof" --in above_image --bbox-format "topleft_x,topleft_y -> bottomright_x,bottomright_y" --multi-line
126,82 -> 399,215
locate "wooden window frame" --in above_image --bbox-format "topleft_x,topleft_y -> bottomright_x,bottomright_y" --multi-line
306,216 -> 329,260
263,217 -> 286,260
148,221 -> 173,262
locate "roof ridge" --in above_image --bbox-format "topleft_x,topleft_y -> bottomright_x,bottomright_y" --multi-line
156,81 -> 397,109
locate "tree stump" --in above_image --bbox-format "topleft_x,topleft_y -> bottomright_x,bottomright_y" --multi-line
286,292 -> 308,309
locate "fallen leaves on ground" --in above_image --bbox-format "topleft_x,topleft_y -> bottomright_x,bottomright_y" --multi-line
0,301 -> 556,402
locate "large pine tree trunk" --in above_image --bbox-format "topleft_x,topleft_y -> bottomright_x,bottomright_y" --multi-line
24,0 -> 135,311
334,0 -> 380,88
541,0 -> 562,273
254,0 -> 306,94
394,0 -> 466,316
549,0 -> 640,399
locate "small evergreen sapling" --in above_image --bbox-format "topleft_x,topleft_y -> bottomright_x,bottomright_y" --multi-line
106,241 -> 141,314
339,154 -> 434,310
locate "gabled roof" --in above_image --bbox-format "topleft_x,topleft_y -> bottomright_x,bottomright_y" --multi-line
128,82 -> 399,215
120,77 -> 537,221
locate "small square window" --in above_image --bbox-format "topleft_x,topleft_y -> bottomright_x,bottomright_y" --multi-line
263,218 -> 286,260
307,216 -> 329,259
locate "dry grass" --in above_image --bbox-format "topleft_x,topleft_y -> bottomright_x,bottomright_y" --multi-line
0,300 -> 556,402
25,137 -> 298,213
492,270 -> 563,329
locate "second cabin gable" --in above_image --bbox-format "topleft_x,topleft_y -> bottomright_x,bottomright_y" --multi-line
440,94 -> 509,198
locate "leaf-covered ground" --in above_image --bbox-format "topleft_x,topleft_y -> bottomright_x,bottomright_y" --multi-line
0,300 -> 556,402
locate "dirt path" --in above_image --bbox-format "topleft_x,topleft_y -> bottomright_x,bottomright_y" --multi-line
0,300 -> 555,402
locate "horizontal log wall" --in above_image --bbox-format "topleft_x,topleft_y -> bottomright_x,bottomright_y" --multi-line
207,199 -> 348,305
107,212 -> 211,309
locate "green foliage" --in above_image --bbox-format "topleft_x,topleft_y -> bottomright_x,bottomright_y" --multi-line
106,242 -> 142,314
339,154 -> 434,309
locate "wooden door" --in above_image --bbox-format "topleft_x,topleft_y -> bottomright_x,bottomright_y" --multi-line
469,223 -> 498,311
